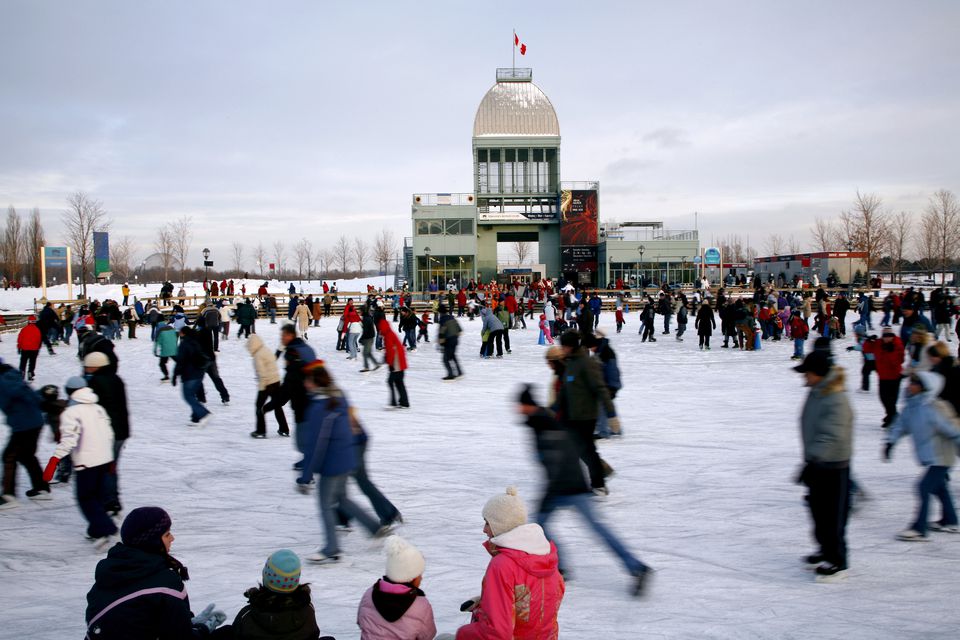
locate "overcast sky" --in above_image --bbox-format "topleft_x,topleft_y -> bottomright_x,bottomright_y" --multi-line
2,1 -> 958,267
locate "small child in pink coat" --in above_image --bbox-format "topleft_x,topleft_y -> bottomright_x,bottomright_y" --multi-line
538,314 -> 553,345
357,536 -> 437,640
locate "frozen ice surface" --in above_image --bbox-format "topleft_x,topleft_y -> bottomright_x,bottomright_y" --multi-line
1,308 -> 958,639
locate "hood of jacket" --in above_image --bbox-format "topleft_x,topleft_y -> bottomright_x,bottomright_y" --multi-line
489,523 -> 552,556
246,333 -> 265,354
68,387 -> 100,404
814,366 -> 847,396
908,371 -> 945,404
93,544 -> 176,590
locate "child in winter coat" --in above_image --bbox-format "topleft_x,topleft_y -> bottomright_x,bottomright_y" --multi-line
226,549 -> 333,640
357,536 -> 437,640
538,314 -> 553,345
615,307 -> 625,334
454,487 -> 564,640
41,377 -> 117,548
417,312 -> 431,343
885,371 -> 960,540
675,304 -> 688,341
16,316 -> 42,380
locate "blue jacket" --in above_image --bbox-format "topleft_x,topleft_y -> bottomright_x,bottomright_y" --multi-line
297,394 -> 356,482
0,365 -> 45,431
888,372 -> 960,467
589,297 -> 602,315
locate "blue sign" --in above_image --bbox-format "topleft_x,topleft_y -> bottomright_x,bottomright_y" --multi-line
704,247 -> 721,266
44,246 -> 68,268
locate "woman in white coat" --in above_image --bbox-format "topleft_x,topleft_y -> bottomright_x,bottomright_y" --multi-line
246,334 -> 289,439
293,301 -> 313,340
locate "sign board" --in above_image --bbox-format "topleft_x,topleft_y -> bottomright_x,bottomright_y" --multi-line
93,231 -> 110,276
560,189 -> 599,246
704,247 -> 721,266
561,245 -> 598,272
478,210 -> 555,222
44,246 -> 68,268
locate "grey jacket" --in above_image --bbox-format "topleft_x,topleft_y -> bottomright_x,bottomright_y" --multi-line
480,307 -> 504,333
800,367 -> 853,464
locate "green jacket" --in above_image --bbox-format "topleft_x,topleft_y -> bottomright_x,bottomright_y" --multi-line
153,324 -> 179,357
236,303 -> 257,326
557,348 -> 616,421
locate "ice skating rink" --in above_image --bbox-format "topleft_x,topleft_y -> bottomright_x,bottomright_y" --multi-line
2,304 -> 958,639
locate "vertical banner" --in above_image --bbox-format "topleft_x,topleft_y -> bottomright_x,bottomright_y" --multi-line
560,189 -> 599,246
93,231 -> 110,276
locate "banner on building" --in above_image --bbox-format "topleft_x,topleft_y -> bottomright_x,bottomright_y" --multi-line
560,189 -> 599,246
93,231 -> 110,276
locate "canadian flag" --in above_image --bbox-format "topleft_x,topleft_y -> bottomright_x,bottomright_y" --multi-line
514,33 -> 527,55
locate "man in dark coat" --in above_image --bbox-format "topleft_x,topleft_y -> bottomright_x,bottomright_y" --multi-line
84,351 -> 130,515
267,325 -> 316,469
78,327 -> 119,375
172,327 -> 211,425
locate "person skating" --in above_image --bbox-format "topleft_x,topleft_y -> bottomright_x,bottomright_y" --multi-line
794,351 -> 853,582
78,325 -> 120,375
85,507 -> 227,638
193,326 -> 230,407
884,371 -> 960,540
694,301 -> 715,350
864,326 -> 905,428
437,304 -> 463,380
358,307 -> 381,372
338,407 -> 402,531
378,319 -> 409,409
236,298 -> 257,339
84,352 -> 130,516
153,320 -> 178,383
587,332 -> 622,439
357,535 -> 436,640
675,301 -> 688,341
518,386 -> 651,596
295,361 -> 390,564
246,334 -> 289,439
16,315 -> 42,380
271,325 -> 316,468
0,359 -> 50,509
478,307 -> 504,358
223,549 -> 334,640
640,298 -> 656,342
41,376 -> 117,549
171,326 -> 213,427
452,487 -> 564,639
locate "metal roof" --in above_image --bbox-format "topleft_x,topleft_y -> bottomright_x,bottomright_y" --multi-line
472,79 -> 560,138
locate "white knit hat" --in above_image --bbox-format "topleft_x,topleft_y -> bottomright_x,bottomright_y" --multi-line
83,352 -> 110,368
482,486 -> 527,536
384,535 -> 425,583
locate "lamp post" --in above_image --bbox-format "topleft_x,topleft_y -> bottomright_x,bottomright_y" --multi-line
637,244 -> 646,291
202,247 -> 210,285
423,247 -> 431,294
846,240 -> 854,297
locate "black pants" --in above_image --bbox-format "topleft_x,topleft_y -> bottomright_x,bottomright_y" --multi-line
19,350 -> 38,378
567,419 -> 606,490
803,463 -> 850,568
238,324 -> 252,338
76,463 -> 118,539
443,341 -> 462,377
699,335 -> 711,348
879,378 -> 901,426
209,327 -> 219,351
861,360 -> 876,392
159,356 -> 170,379
127,321 -> 137,339
204,362 -> 230,403
388,370 -> 409,407
482,329 -> 504,357
255,382 -> 288,435
502,328 -> 511,352
3,427 -> 45,495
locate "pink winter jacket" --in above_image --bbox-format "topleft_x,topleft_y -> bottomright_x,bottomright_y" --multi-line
457,524 -> 564,640
357,579 -> 437,640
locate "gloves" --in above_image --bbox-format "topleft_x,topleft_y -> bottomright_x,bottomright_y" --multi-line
460,595 -> 482,612
607,416 -> 621,435
883,442 -> 893,461
42,457 -> 61,483
296,478 -> 313,495
845,346 -> 855,352
191,603 -> 227,632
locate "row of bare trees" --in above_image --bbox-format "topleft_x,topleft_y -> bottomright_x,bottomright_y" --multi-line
2,206 -> 45,285
809,189 -> 959,283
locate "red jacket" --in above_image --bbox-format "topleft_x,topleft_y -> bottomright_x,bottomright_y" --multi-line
17,323 -> 42,351
505,296 -> 518,314
864,336 -> 905,380
457,291 -> 467,307
789,316 -> 808,339
457,526 -> 563,640
378,319 -> 407,371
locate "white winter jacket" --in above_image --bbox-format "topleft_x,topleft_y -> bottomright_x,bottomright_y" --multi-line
219,305 -> 232,322
53,388 -> 115,469
247,334 -> 281,390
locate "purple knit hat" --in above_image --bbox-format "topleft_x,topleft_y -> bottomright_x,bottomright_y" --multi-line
121,507 -> 172,552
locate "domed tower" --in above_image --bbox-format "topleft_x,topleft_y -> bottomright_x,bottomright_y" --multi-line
471,67 -> 562,280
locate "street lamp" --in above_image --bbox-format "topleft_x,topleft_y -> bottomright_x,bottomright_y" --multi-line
423,247 -> 431,293
637,244 -> 646,290
846,240 -> 854,296
202,248 -> 211,287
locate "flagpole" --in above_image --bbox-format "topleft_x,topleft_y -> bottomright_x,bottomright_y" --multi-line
512,29 -> 515,74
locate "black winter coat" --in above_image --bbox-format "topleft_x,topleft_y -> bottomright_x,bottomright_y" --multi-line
227,585 -> 322,640
80,333 -> 120,375
85,544 -> 207,640
87,370 -> 131,441
526,407 -> 590,497
695,306 -> 716,337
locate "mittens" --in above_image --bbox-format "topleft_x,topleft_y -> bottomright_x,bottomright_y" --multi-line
42,457 -> 61,483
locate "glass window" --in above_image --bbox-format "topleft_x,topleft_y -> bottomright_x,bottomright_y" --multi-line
489,149 -> 500,162
478,162 -> 488,193
429,220 -> 443,235
518,149 -> 528,162
533,149 -> 543,162
477,149 -> 487,162
417,220 -> 429,236
444,219 -> 460,235
460,219 -> 473,235
503,161 -> 513,193
489,160 -> 499,193
505,149 -> 515,162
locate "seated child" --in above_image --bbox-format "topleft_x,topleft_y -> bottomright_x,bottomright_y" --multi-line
357,536 -> 436,640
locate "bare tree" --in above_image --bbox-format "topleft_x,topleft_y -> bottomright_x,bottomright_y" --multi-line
921,189 -> 960,284
272,241 -> 286,278
109,235 -> 135,282
838,191 -> 889,274
2,205 -> 23,282
886,211 -> 912,284
231,242 -> 244,277
253,242 -> 267,278
917,212 -> 939,275
353,238 -> 369,274
310,246 -> 325,280
513,241 -> 532,265
153,226 -> 175,282
293,239 -> 309,280
787,235 -> 802,254
302,240 -> 316,280
168,215 -> 193,285
764,234 -> 785,256
25,208 -> 45,286
62,191 -> 111,297
810,217 -> 836,252
372,230 -> 395,275
332,235 -> 351,275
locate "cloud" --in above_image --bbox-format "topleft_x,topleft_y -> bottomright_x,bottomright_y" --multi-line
641,127 -> 690,149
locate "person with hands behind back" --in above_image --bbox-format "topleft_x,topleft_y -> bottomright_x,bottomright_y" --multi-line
85,506 -> 227,639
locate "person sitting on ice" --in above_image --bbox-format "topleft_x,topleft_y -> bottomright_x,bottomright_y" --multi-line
453,487 -> 564,640
357,535 -> 437,639
224,549 -> 335,640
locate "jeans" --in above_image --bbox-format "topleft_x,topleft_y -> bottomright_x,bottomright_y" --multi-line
663,315 -> 672,333
268,308 -> 276,323
182,378 -> 210,421
255,382 -> 288,435
76,463 -> 118,538
103,439 -> 125,511
861,359 -> 876,391
347,333 -> 359,359
337,440 -> 400,527
793,338 -> 805,358
912,466 -> 958,534
19,350 -> 38,378
936,323 -> 953,342
403,327 -> 417,350
318,473 -> 379,556
63,323 -> 73,345
803,463 -> 850,568
537,493 -> 647,575
881,311 -> 891,326
388,370 -> 409,407
158,356 -> 170,379
2,428 -> 45,495
360,338 -> 379,370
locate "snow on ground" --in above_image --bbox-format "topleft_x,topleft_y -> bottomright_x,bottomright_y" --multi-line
0,277 -> 395,314
2,310 -> 959,639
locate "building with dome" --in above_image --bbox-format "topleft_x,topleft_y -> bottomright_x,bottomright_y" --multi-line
409,67 -> 699,290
